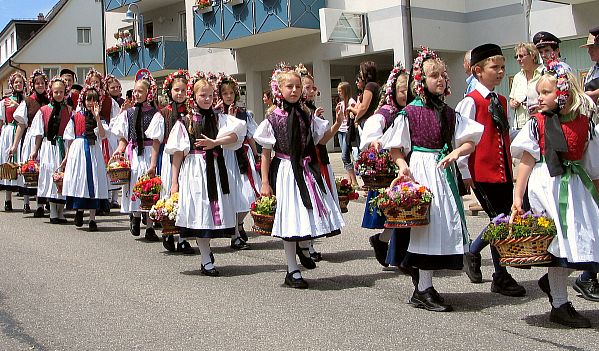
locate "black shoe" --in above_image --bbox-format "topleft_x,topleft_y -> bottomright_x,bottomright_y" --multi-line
162,235 -> 176,252
74,211 -> 84,227
201,264 -> 219,277
111,202 -> 120,209
491,272 -> 526,297
369,233 -> 389,267
230,237 -> 250,250
238,224 -> 248,242
538,273 -> 553,304
463,252 -> 483,283
573,277 -> 599,302
550,302 -> 591,328
145,228 -> 160,241
296,242 -> 316,269
58,218 -> 68,224
284,270 -> 309,289
409,287 -> 453,312
23,204 -> 31,214
45,203 -> 50,211
130,216 -> 141,236
310,251 -> 323,262
97,208 -> 110,216
33,207 -> 45,218
88,220 -> 98,232
177,240 -> 195,254
4,201 -> 12,212
49,218 -> 59,224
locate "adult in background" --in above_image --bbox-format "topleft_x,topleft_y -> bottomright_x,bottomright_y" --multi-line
509,42 -> 543,130
581,27 -> 599,104
464,50 -> 478,95
347,61 -> 380,144
336,81 -> 358,187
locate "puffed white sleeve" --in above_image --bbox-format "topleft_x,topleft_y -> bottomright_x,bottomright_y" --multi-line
380,112 -> 411,153
455,97 -> 477,179
582,123 -> 599,180
510,118 -> 540,161
254,119 -> 276,149
110,111 -> 128,140
63,119 -> 75,141
144,112 -> 165,143
0,102 -> 5,122
13,102 -> 27,125
219,113 -> 246,150
245,111 -> 258,138
29,110 -> 45,137
110,98 -> 121,120
98,120 -> 109,140
359,114 -> 385,151
455,112 -> 484,177
165,120 -> 190,156
312,115 -> 329,145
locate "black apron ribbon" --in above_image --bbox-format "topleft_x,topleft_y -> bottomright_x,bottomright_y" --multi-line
543,110 -> 569,177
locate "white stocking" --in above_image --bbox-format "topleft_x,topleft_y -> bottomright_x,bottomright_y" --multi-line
196,238 -> 214,269
418,270 -> 434,291
283,241 -> 301,279
548,267 -> 573,308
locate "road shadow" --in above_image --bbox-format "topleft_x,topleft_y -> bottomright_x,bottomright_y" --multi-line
307,271 -> 399,291
522,309 -> 599,332
319,249 -> 375,263
180,264 -> 286,277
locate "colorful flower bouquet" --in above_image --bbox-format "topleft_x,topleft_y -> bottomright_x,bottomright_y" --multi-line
52,170 -> 64,195
20,160 -> 39,186
250,195 -> 276,235
149,192 -> 179,235
106,155 -> 131,185
336,178 -> 358,213
144,37 -> 159,47
195,0 -> 213,13
132,175 -> 162,210
123,41 -> 138,52
106,46 -> 121,55
369,181 -> 433,228
483,211 -> 557,267
354,146 -> 397,190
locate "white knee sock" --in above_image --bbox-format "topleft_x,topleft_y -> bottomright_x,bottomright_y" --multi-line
283,241 -> 301,279
548,267 -> 573,308
111,191 -> 119,203
196,238 -> 214,268
418,270 -> 434,291
49,203 -> 58,219
89,209 -> 96,221
57,204 -> 65,219
5,191 -> 12,201
379,228 -> 392,242
23,195 -> 30,205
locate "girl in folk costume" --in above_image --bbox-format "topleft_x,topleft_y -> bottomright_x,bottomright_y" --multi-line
165,71 -> 246,277
85,69 -> 121,210
0,72 -> 27,212
159,69 -> 194,254
105,75 -> 125,107
380,48 -> 483,311
62,85 -> 110,232
215,73 -> 261,250
254,64 -> 344,289
512,60 -> 599,328
29,77 -> 73,224
111,69 -> 164,241
360,63 -> 410,268
11,70 -> 49,217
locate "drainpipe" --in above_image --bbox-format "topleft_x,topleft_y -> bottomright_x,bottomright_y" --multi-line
522,0 -> 532,41
101,0 -> 107,75
401,0 -> 414,70
8,58 -> 27,76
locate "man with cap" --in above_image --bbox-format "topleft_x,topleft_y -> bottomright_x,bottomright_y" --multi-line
60,68 -> 78,108
581,27 -> 599,103
533,31 -> 572,71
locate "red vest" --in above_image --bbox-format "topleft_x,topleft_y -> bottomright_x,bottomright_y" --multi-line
73,112 -> 87,136
25,95 -> 43,127
40,104 -> 71,138
534,112 -> 589,161
2,98 -> 17,124
100,94 -> 113,124
466,90 -> 512,183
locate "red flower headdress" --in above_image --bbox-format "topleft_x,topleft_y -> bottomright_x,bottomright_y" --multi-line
8,72 -> 27,95
384,62 -> 407,114
544,55 -> 570,110
46,76 -> 68,101
77,84 -> 103,111
162,69 -> 190,102
135,69 -> 158,101
215,72 -> 240,103
186,71 -> 210,112
412,46 -> 451,101
84,68 -> 105,93
29,69 -> 48,93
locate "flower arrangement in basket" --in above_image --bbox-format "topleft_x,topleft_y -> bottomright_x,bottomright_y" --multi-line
354,146 -> 397,190
106,46 -> 121,56
149,192 -> 179,235
369,181 -> 433,228
106,155 -> 131,185
20,160 -> 39,186
195,0 -> 213,13
0,162 -> 19,180
144,37 -> 159,47
52,169 -> 64,195
336,178 -> 358,213
132,175 -> 162,210
482,211 -> 557,267
250,196 -> 276,235
123,41 -> 138,52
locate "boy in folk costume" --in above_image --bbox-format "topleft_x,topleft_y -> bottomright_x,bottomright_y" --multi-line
60,69 -> 78,109
0,72 -> 27,211
456,44 -> 526,297
11,70 -> 50,216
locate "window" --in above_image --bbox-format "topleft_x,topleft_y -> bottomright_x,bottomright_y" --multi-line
179,12 -> 187,42
11,32 -> 15,53
144,22 -> 153,39
43,67 -> 60,79
76,67 -> 93,84
77,27 -> 91,45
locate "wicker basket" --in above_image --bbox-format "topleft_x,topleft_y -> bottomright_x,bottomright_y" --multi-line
22,171 -> 39,187
107,168 -> 131,186
161,219 -> 179,235
491,235 -> 554,267
251,210 -> 274,235
139,194 -> 157,210
338,195 -> 349,213
382,204 -> 430,228
0,162 -> 19,180
361,173 -> 396,190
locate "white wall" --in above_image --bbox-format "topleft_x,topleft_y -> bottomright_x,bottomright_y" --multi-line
0,27 -> 16,65
17,0 -> 103,64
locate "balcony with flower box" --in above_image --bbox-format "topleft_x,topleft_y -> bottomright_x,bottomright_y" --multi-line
194,0 -> 325,48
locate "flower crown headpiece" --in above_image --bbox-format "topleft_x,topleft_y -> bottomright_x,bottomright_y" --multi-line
186,71 -> 210,111
412,46 -> 451,99
545,55 -> 570,110
215,72 -> 240,102
84,68 -> 105,93
295,63 -> 313,81
77,84 -> 103,110
384,62 -> 407,113
47,76 -> 68,101
103,74 -> 120,88
135,69 -> 157,101
8,72 -> 27,95
270,62 -> 294,107
162,69 -> 190,101
29,69 -> 48,93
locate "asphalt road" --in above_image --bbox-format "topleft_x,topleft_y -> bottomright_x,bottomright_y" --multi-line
1,194 -> 598,350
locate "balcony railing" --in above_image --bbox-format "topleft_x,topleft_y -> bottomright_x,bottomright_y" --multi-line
104,0 -> 138,12
106,37 -> 188,78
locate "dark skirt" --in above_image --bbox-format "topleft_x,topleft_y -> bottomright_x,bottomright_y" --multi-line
66,197 -> 110,210
180,227 -> 236,239
362,190 -> 386,229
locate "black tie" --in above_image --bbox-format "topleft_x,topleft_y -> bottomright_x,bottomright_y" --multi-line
488,92 -> 509,132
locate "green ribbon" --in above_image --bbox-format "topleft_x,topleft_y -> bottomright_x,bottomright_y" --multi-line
56,136 -> 65,161
557,160 -> 599,238
9,120 -> 17,162
412,145 -> 469,245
